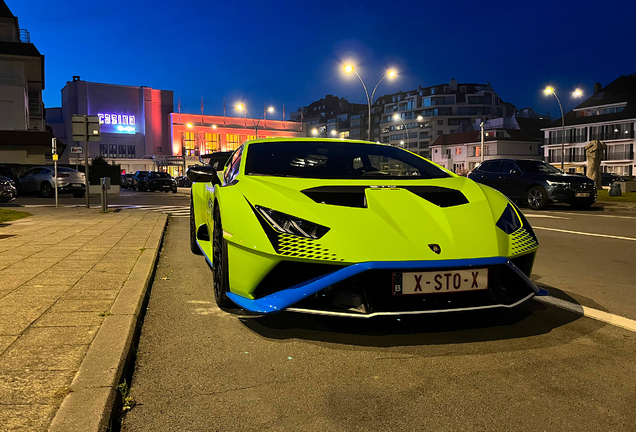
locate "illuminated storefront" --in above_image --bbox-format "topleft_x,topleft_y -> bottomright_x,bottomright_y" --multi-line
166,113 -> 305,176
47,77 -> 173,173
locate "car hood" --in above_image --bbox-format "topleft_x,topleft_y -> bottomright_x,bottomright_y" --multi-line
225,175 -> 516,263
528,172 -> 595,184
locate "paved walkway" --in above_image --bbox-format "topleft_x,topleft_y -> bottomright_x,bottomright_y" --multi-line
0,206 -> 167,431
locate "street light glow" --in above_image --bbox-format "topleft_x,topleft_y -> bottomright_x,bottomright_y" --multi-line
544,86 -> 554,95
312,128 -> 319,135
236,104 -> 244,111
330,130 -> 337,136
344,64 -> 354,73
388,70 -> 396,78
267,107 -> 274,113
187,123 -> 193,128
573,89 -> 583,97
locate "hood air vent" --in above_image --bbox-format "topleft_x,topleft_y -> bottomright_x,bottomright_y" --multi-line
301,186 -> 468,208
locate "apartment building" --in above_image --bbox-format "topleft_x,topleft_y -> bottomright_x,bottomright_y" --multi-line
0,0 -> 54,164
289,95 -> 366,139
542,74 -> 636,176
375,79 -> 515,159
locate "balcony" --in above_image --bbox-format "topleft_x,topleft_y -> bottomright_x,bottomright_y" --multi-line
546,154 -> 586,163
605,151 -> 633,161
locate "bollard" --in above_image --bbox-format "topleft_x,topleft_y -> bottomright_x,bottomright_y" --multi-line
100,177 -> 111,212
609,182 -> 622,197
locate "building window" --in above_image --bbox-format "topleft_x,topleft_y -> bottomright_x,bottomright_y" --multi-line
184,132 -> 195,155
118,145 -> 126,158
128,145 -> 136,158
99,145 -> 108,157
109,145 -> 116,158
226,134 -> 240,150
203,133 -> 221,153
437,130 -> 443,135
456,148 -> 462,155
437,120 -> 444,125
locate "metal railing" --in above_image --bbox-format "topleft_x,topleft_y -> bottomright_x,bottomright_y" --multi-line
19,29 -> 30,43
605,151 -> 633,161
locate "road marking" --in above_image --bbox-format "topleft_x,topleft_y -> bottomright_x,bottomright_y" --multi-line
534,226 -> 636,242
536,211 -> 636,220
535,296 -> 636,333
523,214 -> 570,219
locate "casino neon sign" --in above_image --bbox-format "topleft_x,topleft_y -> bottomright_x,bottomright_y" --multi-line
98,113 -> 136,133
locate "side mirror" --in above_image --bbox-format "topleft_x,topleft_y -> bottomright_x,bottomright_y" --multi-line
187,166 -> 221,185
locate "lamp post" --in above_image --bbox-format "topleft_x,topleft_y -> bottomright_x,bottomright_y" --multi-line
344,64 -> 396,142
236,103 -> 273,138
393,114 -> 409,148
544,87 -> 583,171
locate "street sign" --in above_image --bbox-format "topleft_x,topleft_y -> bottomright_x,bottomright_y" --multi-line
87,116 -> 101,142
72,115 -> 87,141
71,146 -> 83,154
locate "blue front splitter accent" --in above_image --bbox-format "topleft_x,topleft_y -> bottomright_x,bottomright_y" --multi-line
226,256 -> 547,314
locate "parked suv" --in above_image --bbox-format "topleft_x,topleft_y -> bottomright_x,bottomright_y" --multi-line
132,171 -> 149,191
121,173 -> 134,189
468,159 -> 597,210
18,166 -> 86,198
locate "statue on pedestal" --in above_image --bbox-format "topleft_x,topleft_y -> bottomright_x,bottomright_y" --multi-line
585,140 -> 606,190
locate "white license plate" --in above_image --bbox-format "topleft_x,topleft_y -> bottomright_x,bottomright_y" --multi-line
575,192 -> 590,197
393,268 -> 488,295
72,183 -> 83,187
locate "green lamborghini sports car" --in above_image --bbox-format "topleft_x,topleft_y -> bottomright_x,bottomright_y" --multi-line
188,138 -> 546,318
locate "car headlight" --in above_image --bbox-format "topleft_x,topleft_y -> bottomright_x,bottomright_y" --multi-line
546,180 -> 569,188
496,204 -> 522,235
255,205 -> 330,239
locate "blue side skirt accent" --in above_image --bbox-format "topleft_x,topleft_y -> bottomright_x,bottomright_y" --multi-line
226,256 -> 545,314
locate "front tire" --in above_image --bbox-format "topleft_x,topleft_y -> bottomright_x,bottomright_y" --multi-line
526,186 -> 547,210
40,182 -> 53,198
212,209 -> 232,308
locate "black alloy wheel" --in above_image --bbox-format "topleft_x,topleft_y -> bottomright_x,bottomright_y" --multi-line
189,197 -> 202,255
40,182 -> 53,198
212,209 -> 232,308
526,186 -> 547,210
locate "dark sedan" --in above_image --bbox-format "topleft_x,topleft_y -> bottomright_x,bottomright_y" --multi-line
140,171 -> 177,193
468,159 -> 597,210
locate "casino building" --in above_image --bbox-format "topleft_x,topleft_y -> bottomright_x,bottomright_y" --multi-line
47,76 -> 173,173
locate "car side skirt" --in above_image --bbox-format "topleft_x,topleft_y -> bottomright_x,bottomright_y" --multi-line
226,256 -> 547,314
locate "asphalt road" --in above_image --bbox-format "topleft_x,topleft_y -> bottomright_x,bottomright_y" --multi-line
121,213 -> 636,432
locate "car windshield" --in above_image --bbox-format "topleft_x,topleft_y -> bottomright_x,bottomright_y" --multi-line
244,141 -> 450,180
151,172 -> 171,178
515,160 -> 563,174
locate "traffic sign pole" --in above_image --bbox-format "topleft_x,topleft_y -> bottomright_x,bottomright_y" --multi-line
52,138 -> 58,208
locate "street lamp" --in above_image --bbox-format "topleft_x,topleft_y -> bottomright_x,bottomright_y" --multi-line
312,128 -> 324,138
344,64 -> 396,141
393,114 -> 409,148
544,86 -> 583,171
236,103 -> 273,138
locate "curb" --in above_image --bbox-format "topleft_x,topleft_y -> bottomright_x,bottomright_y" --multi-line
48,213 -> 169,432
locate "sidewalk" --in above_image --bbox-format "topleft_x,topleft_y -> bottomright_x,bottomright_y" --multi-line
0,206 -> 167,431
595,200 -> 636,212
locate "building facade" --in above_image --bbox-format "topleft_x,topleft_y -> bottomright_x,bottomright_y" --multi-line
47,77 -> 173,173
430,117 -> 546,172
0,0 -> 54,165
166,113 -> 305,176
289,95 -> 366,139
375,79 -> 515,159
542,75 -> 636,176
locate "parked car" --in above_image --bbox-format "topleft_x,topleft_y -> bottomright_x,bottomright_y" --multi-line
174,175 -> 191,188
468,159 -> 596,210
121,173 -> 134,189
601,172 -> 628,186
0,165 -> 18,184
140,171 -> 177,193
0,175 -> 17,203
131,171 -> 149,191
18,166 -> 86,198
201,151 -> 232,171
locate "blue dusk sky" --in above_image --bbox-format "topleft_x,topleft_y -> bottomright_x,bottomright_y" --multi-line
7,0 -> 636,119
